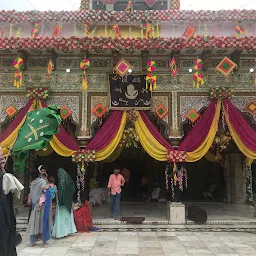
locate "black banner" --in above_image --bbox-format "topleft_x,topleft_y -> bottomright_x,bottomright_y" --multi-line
109,74 -> 152,109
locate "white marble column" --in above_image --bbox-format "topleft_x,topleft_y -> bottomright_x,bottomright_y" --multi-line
167,202 -> 186,224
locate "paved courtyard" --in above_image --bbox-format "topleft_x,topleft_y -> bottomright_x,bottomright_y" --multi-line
17,230 -> 256,256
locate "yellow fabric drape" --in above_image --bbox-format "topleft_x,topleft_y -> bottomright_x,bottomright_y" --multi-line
186,100 -> 221,162
204,151 -> 219,162
134,112 -> 168,161
1,100 -> 37,156
104,144 -> 124,163
95,112 -> 127,161
224,107 -> 256,160
50,135 -> 76,157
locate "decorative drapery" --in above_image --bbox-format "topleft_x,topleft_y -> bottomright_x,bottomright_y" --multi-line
223,98 -> 256,161
95,112 -> 127,161
179,99 -> 221,162
0,99 -> 36,155
134,112 -> 169,161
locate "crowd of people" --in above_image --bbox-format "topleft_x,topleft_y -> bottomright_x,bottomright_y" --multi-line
27,165 -> 99,247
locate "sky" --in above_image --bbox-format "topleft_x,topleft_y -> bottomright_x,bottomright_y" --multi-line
0,0 -> 255,11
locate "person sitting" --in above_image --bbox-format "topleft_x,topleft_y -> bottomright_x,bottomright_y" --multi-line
151,183 -> 161,202
73,200 -> 100,232
89,182 -> 106,207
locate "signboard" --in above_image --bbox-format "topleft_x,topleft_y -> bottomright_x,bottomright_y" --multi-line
109,74 -> 152,109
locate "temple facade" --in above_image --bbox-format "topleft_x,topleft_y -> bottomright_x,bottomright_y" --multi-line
0,1 -> 256,206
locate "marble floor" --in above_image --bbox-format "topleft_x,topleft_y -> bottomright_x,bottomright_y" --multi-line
90,202 -> 256,223
17,230 -> 256,256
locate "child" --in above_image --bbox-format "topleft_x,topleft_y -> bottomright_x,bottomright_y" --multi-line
38,176 -> 57,211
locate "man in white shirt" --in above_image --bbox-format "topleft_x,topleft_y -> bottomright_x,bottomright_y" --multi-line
89,182 -> 106,207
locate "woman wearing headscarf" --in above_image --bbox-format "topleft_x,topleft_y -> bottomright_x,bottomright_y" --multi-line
0,168 -> 24,256
27,168 -> 53,247
52,168 -> 77,238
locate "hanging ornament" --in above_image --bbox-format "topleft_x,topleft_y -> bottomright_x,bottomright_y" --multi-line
146,61 -> 156,72
84,22 -> 92,37
47,58 -> 54,80
146,73 -> 157,91
126,0 -> 133,12
31,23 -> 40,38
13,57 -> 23,88
194,58 -> 203,70
52,24 -> 61,38
235,25 -> 245,38
193,71 -> 205,88
143,22 -> 151,38
113,24 -> 121,38
169,57 -> 178,77
80,58 -> 90,91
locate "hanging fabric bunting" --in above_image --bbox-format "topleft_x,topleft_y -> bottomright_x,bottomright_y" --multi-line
13,57 -> 23,88
184,26 -> 196,38
47,58 -> 54,80
143,22 -> 151,38
80,58 -> 90,91
31,22 -> 40,38
235,25 -> 245,38
216,57 -> 237,76
125,0 -> 133,12
193,71 -> 205,88
146,61 -> 156,72
169,57 -> 178,77
192,58 -> 205,88
194,58 -> 203,70
113,24 -> 121,38
146,73 -> 157,91
84,22 -> 92,37
52,24 -> 61,38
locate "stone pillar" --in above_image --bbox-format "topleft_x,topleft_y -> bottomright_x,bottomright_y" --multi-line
227,153 -> 246,204
167,202 -> 185,224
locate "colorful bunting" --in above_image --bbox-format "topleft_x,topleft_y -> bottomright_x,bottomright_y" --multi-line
5,105 -> 18,119
84,22 -> 92,37
235,25 -> 245,37
113,24 -> 121,38
93,104 -> 107,118
184,26 -> 196,38
13,57 -> 23,88
126,0 -> 133,12
146,61 -> 156,72
31,23 -> 40,38
194,58 -> 203,70
192,71 -> 205,88
186,109 -> 200,123
52,25 -> 61,38
80,58 -> 90,91
47,58 -> 54,80
169,57 -> 178,77
155,104 -> 168,119
146,73 -> 157,91
216,57 -> 237,76
113,58 -> 132,77
143,22 -> 151,38
26,87 -> 49,100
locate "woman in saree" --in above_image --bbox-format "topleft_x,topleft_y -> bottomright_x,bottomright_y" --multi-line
27,170 -> 52,247
52,168 -> 77,238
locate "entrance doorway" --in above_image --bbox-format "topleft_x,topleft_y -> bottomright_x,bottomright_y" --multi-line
98,147 -> 166,202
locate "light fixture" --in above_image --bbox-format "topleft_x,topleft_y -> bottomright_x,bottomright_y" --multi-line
250,68 -> 254,73
66,68 -> 70,73
189,68 -> 193,73
128,68 -> 132,74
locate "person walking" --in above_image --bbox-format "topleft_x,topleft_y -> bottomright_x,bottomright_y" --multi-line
107,169 -> 125,220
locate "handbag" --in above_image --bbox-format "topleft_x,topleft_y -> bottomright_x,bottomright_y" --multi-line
15,231 -> 22,246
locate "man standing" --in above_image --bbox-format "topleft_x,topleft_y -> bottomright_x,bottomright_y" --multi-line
107,169 -> 125,220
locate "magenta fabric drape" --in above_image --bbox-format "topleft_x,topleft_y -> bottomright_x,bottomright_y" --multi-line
139,111 -> 174,151
0,99 -> 33,142
87,111 -> 123,151
40,99 -> 79,151
179,99 -> 217,152
223,98 -> 256,151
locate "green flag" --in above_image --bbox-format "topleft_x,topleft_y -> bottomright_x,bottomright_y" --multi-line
12,106 -> 61,172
